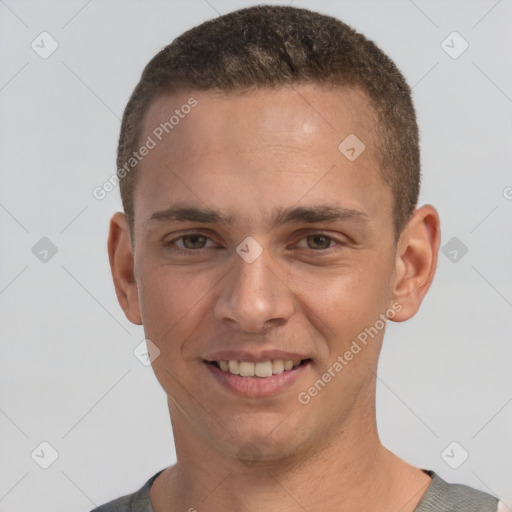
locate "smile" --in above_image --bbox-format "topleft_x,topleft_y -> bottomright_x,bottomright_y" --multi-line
205,359 -> 311,397
214,359 -> 302,378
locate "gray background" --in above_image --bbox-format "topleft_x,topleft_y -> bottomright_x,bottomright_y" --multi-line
1,0 -> 511,510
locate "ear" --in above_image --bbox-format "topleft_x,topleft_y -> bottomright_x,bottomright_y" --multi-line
390,204 -> 440,322
107,212 -> 142,325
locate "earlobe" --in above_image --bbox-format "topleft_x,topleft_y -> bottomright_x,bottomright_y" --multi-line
107,212 -> 142,325
390,205 -> 440,322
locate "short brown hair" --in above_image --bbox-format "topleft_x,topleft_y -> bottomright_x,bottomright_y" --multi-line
118,5 -> 420,238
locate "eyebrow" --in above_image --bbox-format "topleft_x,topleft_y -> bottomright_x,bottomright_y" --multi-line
147,204 -> 370,228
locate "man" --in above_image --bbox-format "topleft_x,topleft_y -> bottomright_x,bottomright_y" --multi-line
94,5 -> 500,511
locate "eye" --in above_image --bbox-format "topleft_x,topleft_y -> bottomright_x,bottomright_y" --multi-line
296,233 -> 339,250
166,233 -> 217,251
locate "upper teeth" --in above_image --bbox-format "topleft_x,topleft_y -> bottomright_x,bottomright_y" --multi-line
218,359 -> 301,377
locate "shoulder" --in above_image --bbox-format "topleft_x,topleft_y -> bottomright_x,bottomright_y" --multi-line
90,469 -> 166,512
415,470 -> 499,512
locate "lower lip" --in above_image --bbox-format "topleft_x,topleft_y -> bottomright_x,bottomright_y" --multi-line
205,361 -> 310,397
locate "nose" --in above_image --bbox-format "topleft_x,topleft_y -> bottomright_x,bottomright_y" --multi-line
214,250 -> 295,333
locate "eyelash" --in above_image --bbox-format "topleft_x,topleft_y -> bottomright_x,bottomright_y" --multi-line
164,231 -> 345,255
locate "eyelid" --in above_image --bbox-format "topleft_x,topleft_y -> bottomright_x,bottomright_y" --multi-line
295,235 -> 336,249
163,229 -> 346,253
292,230 -> 347,250
164,230 -> 220,249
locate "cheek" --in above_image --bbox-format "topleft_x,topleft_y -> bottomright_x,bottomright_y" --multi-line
136,264 -> 211,355
289,256 -> 393,345
136,265 -> 217,401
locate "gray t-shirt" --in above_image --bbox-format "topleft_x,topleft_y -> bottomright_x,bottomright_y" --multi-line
91,469 -> 499,512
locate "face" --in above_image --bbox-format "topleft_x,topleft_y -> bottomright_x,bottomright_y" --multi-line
113,84 -> 430,462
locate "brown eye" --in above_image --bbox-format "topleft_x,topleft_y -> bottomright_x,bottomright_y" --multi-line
181,234 -> 208,249
164,232 -> 218,254
305,234 -> 333,250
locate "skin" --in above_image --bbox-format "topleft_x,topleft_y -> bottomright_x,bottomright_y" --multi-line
108,84 -> 440,512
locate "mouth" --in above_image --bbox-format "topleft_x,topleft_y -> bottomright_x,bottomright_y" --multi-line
207,358 -> 310,377
204,358 -> 312,397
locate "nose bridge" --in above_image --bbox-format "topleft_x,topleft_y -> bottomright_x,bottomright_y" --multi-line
214,245 -> 294,332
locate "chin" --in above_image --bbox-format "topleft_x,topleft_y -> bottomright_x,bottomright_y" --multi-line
218,414 -> 311,463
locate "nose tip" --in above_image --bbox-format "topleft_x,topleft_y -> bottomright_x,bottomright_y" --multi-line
226,308 -> 285,334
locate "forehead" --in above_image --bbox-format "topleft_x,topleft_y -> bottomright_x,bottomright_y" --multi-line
135,84 -> 391,233
142,84 -> 376,157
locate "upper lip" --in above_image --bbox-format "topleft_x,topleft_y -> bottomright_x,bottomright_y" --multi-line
203,349 -> 310,363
